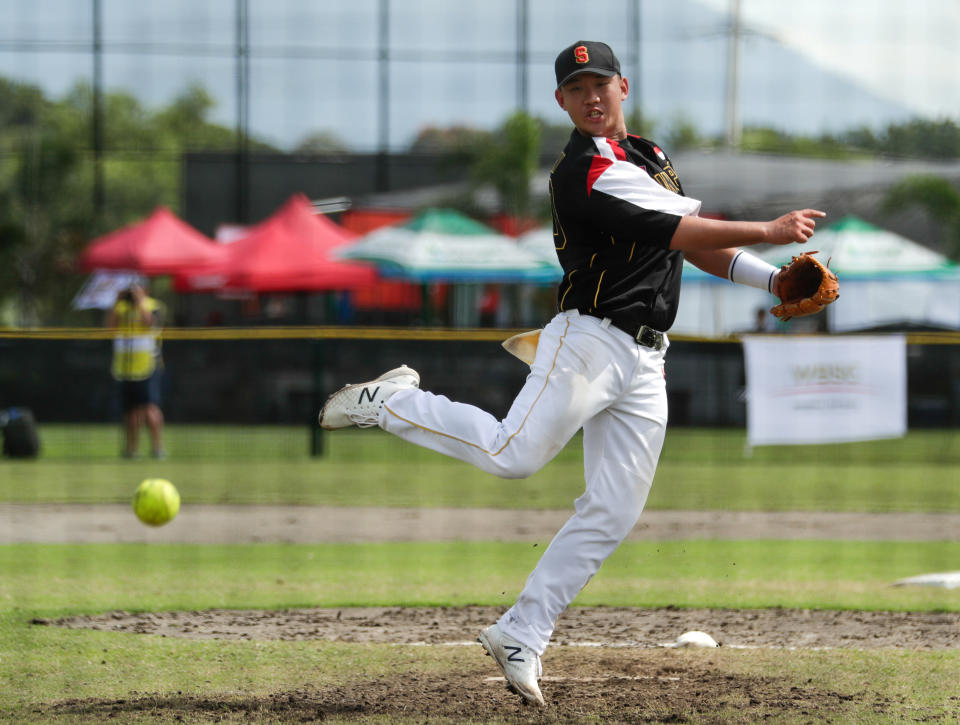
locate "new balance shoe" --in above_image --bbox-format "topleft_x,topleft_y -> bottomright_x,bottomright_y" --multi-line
318,365 -> 420,430
478,623 -> 544,706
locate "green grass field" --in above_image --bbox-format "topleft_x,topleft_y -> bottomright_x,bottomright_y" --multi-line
3,540 -> 958,616
3,425 -> 959,512
1,425 -> 958,723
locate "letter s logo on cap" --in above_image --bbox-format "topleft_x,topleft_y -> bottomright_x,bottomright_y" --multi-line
574,46 -> 589,64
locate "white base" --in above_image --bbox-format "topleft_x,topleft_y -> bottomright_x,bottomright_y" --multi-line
892,571 -> 960,589
660,630 -> 720,648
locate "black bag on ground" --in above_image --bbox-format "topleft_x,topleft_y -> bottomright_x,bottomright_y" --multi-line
1,407 -> 40,458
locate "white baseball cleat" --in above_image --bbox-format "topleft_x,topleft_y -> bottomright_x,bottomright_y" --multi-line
318,365 -> 420,430
478,623 -> 544,706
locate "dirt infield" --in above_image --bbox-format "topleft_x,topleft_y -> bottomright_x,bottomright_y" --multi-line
40,650 -> 924,725
37,606 -> 960,724
44,604 -> 960,650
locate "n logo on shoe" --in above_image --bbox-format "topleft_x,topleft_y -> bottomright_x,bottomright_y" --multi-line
504,645 -> 524,662
358,386 -> 380,404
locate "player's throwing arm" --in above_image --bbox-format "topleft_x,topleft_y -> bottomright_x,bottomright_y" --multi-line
670,209 -> 826,251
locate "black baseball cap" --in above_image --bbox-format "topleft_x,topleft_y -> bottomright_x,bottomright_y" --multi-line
555,40 -> 621,88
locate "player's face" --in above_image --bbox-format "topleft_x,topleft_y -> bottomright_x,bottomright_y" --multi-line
555,73 -> 629,139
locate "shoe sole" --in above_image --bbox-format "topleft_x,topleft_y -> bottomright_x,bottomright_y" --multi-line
318,366 -> 419,430
477,631 -> 544,706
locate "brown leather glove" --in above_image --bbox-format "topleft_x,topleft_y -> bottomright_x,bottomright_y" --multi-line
770,251 -> 839,322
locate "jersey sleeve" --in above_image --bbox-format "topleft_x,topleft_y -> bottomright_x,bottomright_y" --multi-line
568,137 -> 701,248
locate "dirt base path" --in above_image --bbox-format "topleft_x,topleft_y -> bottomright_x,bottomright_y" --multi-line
42,604 -> 960,650
3,504 -> 959,543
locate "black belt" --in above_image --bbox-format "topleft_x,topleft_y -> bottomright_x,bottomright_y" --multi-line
581,311 -> 665,350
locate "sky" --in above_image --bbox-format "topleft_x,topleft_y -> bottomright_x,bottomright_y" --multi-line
0,0 -> 957,152
698,0 -> 960,121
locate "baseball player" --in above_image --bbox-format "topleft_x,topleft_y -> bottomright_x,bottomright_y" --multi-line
320,40 -> 825,705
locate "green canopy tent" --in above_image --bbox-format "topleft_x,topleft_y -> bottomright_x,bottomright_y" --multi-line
339,208 -> 559,283
759,216 -> 960,331
338,208 -> 559,326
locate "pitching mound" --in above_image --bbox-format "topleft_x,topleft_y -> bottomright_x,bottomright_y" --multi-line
39,655 -> 906,724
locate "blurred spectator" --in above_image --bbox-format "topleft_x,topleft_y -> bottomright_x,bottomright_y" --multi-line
105,282 -> 166,459
753,306 -> 776,332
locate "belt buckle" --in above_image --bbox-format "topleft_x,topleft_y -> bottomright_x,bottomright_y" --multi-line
635,325 -> 663,350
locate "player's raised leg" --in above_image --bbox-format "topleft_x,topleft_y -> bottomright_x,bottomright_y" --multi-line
378,313 -> 610,478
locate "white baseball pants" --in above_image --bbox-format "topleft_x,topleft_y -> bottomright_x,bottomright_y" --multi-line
380,310 -> 669,655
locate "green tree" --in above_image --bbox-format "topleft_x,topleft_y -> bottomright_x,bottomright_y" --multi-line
470,111 -> 541,220
0,76 -> 270,324
836,118 -> 960,159
293,131 -> 349,154
409,125 -> 492,157
0,80 -> 89,324
153,83 -> 236,151
838,124 -> 879,152
882,175 -> 960,260
661,114 -> 704,151
883,118 -> 960,159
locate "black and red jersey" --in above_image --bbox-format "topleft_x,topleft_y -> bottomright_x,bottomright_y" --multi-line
549,129 -> 701,332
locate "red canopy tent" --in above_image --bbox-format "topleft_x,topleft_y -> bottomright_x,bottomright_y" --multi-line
175,194 -> 377,293
79,206 -> 227,275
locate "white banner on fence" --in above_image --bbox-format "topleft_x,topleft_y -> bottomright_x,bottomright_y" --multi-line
742,335 -> 906,446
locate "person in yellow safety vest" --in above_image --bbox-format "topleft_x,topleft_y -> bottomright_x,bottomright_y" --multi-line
105,282 -> 166,459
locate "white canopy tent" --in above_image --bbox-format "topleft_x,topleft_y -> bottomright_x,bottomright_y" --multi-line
673,216 -> 960,336
673,265 -> 775,337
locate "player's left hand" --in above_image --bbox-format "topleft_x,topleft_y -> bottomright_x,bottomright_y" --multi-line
770,251 -> 839,321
